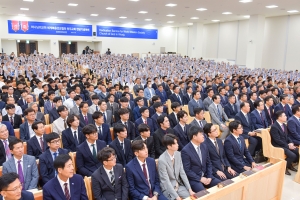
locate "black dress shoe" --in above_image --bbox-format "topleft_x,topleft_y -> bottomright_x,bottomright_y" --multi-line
288,166 -> 298,172
285,169 -> 291,175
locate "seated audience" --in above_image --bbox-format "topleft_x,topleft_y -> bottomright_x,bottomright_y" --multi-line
274,94 -> 292,119
20,108 -> 38,141
134,124 -> 155,159
188,91 -> 203,116
27,121 -> 47,159
151,102 -> 167,130
264,95 -> 275,126
115,108 -> 136,140
52,105 -> 69,135
224,94 -> 238,118
2,104 -> 22,129
287,104 -> 300,146
28,102 -> 45,123
92,111 -> 112,145
250,100 -> 269,129
133,97 -> 145,121
69,95 -> 82,116
173,110 -> 190,150
2,97 -> 22,116
189,108 -> 207,130
49,97 -> 62,123
88,94 -> 100,114
168,102 -> 181,129
0,113 -> 14,136
44,91 -> 56,114
79,102 -> 94,128
0,124 -> 16,166
135,107 -> 155,136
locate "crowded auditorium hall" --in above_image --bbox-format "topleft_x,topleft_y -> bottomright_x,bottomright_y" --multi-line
0,0 -> 300,199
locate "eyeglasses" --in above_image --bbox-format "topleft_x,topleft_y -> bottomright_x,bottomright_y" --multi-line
4,184 -> 22,192
107,155 -> 117,161
50,139 -> 61,144
211,128 -> 218,132
89,132 -> 98,136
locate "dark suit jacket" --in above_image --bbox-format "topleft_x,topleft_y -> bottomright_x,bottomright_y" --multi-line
270,121 -> 292,149
49,108 -> 59,123
151,113 -> 167,130
17,98 -> 26,107
224,103 -> 238,119
169,93 -> 184,105
133,106 -> 142,121
134,97 -> 148,108
43,174 -> 88,200
0,191 -> 34,200
134,117 -> 155,136
76,140 -> 106,176
109,138 -> 133,167
79,113 -> 94,128
91,164 -> 128,200
0,101 -> 5,111
39,148 -> 69,186
115,120 -> 135,140
247,100 -> 255,112
183,93 -> 192,105
250,109 -> 268,129
287,115 -> 300,145
181,142 -> 213,182
224,134 -> 253,173
27,135 -> 48,159
134,136 -> 155,158
97,123 -> 112,145
2,114 -> 22,129
205,138 -> 230,174
62,127 -> 85,152
125,157 -> 162,200
0,136 -> 16,166
155,89 -> 168,104
168,112 -> 178,128
153,128 -> 174,158
1,121 -> 15,136
2,94 -> 18,103
234,111 -> 254,139
114,108 -> 134,123
173,124 -> 190,151
274,103 -> 292,119
220,95 -> 228,108
264,106 -> 274,126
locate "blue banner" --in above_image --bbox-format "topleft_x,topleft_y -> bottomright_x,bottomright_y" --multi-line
7,20 -> 92,36
97,26 -> 158,39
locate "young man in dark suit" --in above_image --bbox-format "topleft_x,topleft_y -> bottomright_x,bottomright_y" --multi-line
76,124 -> 106,177
264,95 -> 275,126
43,154 -> 88,200
109,123 -> 133,167
27,121 -> 48,159
203,123 -> 237,180
173,110 -> 190,151
91,147 -> 128,200
133,97 -> 145,121
126,140 -> 167,200
49,97 -> 62,123
62,114 -> 85,152
115,108 -> 136,140
224,120 -> 256,174
134,107 -> 155,136
169,85 -> 184,106
20,108 -> 39,141
224,94 -> 238,119
168,102 -> 181,128
114,97 -> 134,123
274,94 -> 292,119
78,102 -> 94,128
92,111 -> 112,145
134,124 -> 155,158
250,100 -> 269,129
2,104 -> 22,129
39,132 -> 69,186
151,102 -> 167,130
181,126 -> 221,192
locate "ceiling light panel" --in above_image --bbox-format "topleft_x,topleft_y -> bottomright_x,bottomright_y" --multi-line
106,7 -> 116,10
68,3 -> 78,6
58,11 -> 66,13
266,5 -> 278,8
165,4 -> 177,7
138,11 -> 148,14
196,8 -> 207,11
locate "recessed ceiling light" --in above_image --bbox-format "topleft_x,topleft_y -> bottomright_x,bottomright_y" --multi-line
165,4 -> 177,7
244,15 -> 250,18
166,14 -> 175,17
106,7 -> 116,10
68,3 -> 78,6
187,23 -> 193,25
145,19 -> 152,21
58,11 -> 66,13
167,21 -> 174,23
287,10 -> 299,13
266,5 -> 278,8
239,0 -> 252,3
90,14 -> 98,16
138,11 -> 148,14
212,20 -> 220,22
190,17 -> 199,19
196,8 -> 207,11
119,16 -> 127,19
20,8 -> 29,10
79,18 -> 86,21
18,14 -> 26,16
222,12 -> 232,15
23,0 -> 34,2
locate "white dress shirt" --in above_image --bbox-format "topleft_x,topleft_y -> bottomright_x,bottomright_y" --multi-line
53,117 -> 68,135
63,98 -> 75,110
14,156 -> 24,174
57,175 -> 71,197
137,158 -> 151,200
2,105 -> 22,116
35,135 -> 44,149
103,165 -> 114,181
87,140 -> 97,155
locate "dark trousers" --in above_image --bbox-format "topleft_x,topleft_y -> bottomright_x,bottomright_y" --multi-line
247,136 -> 262,156
283,147 -> 299,168
190,176 -> 221,192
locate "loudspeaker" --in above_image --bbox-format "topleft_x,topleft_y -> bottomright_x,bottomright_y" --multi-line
93,32 -> 96,36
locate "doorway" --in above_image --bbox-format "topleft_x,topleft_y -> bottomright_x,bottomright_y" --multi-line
59,41 -> 77,55
16,40 -> 38,55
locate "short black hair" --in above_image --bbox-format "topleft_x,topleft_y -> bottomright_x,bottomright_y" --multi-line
254,100 -> 264,109
98,99 -> 106,106
280,94 -> 288,102
139,107 -> 148,114
0,172 -> 19,191
113,123 -> 127,134
138,124 -> 150,133
57,105 -> 68,114
131,140 -> 146,153
45,132 -> 60,143
203,123 -> 214,136
82,124 -> 97,135
32,121 -> 45,131
274,110 -> 285,120
67,114 -> 79,127
157,115 -> 167,127
92,111 -> 103,120
118,108 -> 130,115
240,101 -> 249,109
79,101 -> 88,109
229,120 -> 242,132
53,97 -> 62,103
292,104 -> 300,115
48,91 -> 55,96
153,102 -> 163,109
135,96 -> 143,102
91,94 -> 99,100
264,95 -> 273,103
24,108 -> 35,116
5,104 -> 15,110
162,134 -> 178,147
194,107 -> 204,115
73,95 -> 82,101
53,154 -> 72,171
171,102 -> 181,110
177,110 -> 187,120
8,138 -> 23,150
97,147 -> 116,164
212,94 -> 220,101
119,97 -> 129,102
188,126 -> 203,140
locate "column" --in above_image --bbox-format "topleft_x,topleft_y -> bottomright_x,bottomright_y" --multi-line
49,39 -> 59,57
188,23 -> 204,58
246,15 -> 265,69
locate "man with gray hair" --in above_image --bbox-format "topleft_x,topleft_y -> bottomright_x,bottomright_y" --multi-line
28,102 -> 45,123
0,124 -> 17,166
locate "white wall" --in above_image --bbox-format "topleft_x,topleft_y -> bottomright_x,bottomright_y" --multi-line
1,40 -> 17,55
177,27 -> 188,56
236,20 -> 249,65
37,40 -> 50,54
203,23 -> 219,58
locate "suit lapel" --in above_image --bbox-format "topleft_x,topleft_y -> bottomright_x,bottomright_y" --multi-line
189,143 -> 201,164
100,167 -> 114,190
230,134 -> 242,153
69,176 -> 76,198
207,139 -> 219,156
53,177 -> 66,199
83,141 -> 96,162
33,136 -> 42,152
133,158 -> 148,186
22,156 -> 28,178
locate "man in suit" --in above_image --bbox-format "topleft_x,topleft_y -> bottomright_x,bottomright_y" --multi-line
169,85 -> 184,106
287,104 -> 300,145
17,90 -> 27,108
219,87 -> 228,108
79,102 -> 94,128
2,86 -> 18,103
98,100 -> 113,127
106,94 -> 119,115
188,91 -> 203,116
134,89 -> 149,108
247,92 -> 257,112
274,94 -> 292,119
93,111 -> 112,145
52,105 -> 69,135
270,110 -> 299,175
203,88 -> 214,111
69,95 -> 82,116
250,100 -> 269,129
27,121 -> 48,159
153,115 -> 174,158
88,94 -> 100,114
43,154 -> 88,200
62,114 -> 85,152
115,108 -> 136,140
264,95 -> 275,126
63,90 -> 77,111
44,91 -> 56,114
144,81 -> 156,100
49,97 -> 62,123
91,147 -> 128,200
0,124 -> 16,166
183,86 -> 193,105
190,107 -> 207,129
3,138 -> 38,190
0,172 -> 34,200
155,84 -> 168,104
224,120 -> 256,174
135,107 -> 155,136
173,110 -> 190,150
133,97 -> 145,121
208,94 -> 230,140
126,140 -> 168,200
133,78 -> 144,96
181,126 -> 221,192
20,108 -> 38,141
271,88 -> 280,105
114,97 -> 134,123
98,84 -> 108,100
158,134 -> 195,199
168,102 -> 181,129
76,124 -> 106,176
2,104 -> 22,129
151,102 -> 167,131
224,94 -> 238,119
203,123 -> 237,180
39,132 -> 69,186
109,123 -> 133,166
134,124 -> 155,158
234,102 -> 261,156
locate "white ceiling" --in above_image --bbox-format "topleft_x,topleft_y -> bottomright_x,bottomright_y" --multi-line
0,0 -> 299,27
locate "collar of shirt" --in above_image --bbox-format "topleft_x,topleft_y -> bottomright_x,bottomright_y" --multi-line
213,103 -> 219,108
179,123 -> 185,130
14,155 -> 23,166
141,136 -> 147,141
57,175 -> 70,196
294,115 -> 300,121
36,135 -> 43,141
118,138 -> 125,145
256,109 -> 262,114
276,120 -> 283,126
71,127 -> 77,133
95,123 -> 102,129
137,157 -> 147,167
8,114 -> 14,118
208,137 -> 217,144
49,149 -> 59,155
191,141 -> 200,152
232,133 -> 240,140
241,110 -> 247,116
166,151 -> 175,161
103,165 -> 114,177
86,140 -> 96,146
121,120 -> 127,125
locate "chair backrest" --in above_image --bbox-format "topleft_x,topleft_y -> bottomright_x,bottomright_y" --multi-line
23,142 -> 27,154
166,99 -> 172,114
204,111 -> 211,123
182,105 -> 190,116
14,129 -> 20,139
69,152 -> 77,173
44,114 -> 50,125
110,127 -> 114,140
261,129 -> 284,160
187,116 -> 194,124
84,176 -> 93,200
40,107 -> 44,114
44,125 -> 52,134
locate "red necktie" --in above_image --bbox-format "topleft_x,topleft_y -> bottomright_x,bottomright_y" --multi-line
144,119 -> 147,124
142,163 -> 153,198
64,183 -> 71,200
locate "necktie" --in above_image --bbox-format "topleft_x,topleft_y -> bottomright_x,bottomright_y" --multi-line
64,183 -> 71,200
17,160 -> 24,190
91,144 -> 97,159
62,96 -> 65,102
96,106 -> 98,111
245,114 -> 249,123
144,119 -> 147,124
23,99 -> 26,105
237,137 -> 242,150
53,152 -> 57,160
103,112 -> 107,123
52,102 -> 54,108
124,122 -> 127,127
3,140 -> 11,159
232,104 -> 235,111
10,116 -> 13,126
84,115 -> 88,125
110,103 -> 114,113
110,170 -> 115,186
197,100 -> 200,106
214,140 -> 219,154
182,125 -> 186,133
142,163 -> 153,198
284,105 -> 286,112
98,126 -> 102,137
260,112 -> 265,128
281,124 -> 285,132
177,95 -> 182,105
64,120 -> 67,129
120,142 -> 125,153
40,137 -> 44,152
74,131 -> 78,145
268,108 -> 273,124
217,105 -> 222,121
197,145 -> 202,163
199,121 -> 202,128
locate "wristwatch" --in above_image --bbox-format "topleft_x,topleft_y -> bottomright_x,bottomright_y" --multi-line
153,192 -> 159,197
